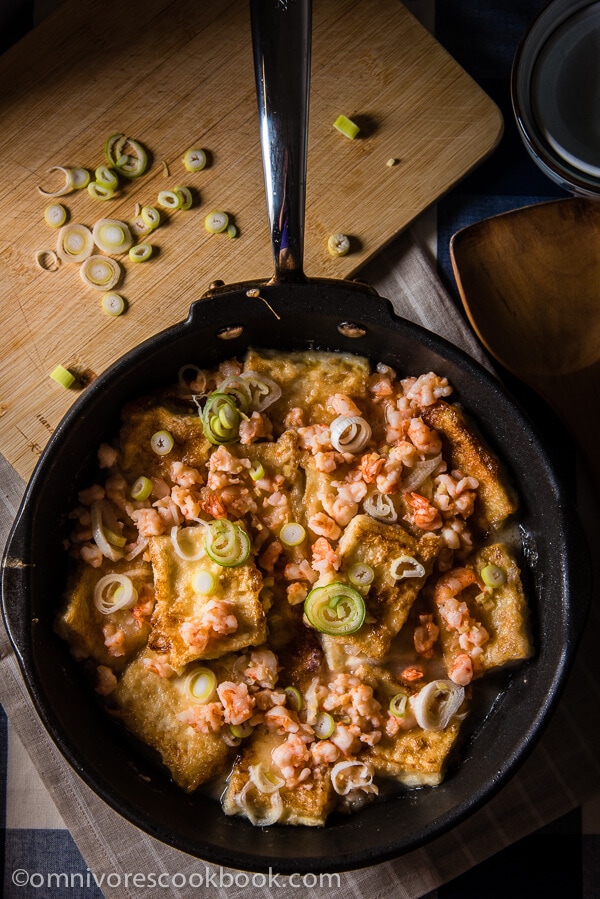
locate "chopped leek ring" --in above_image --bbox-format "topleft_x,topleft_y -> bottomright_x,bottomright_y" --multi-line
91,499 -> 125,562
93,573 -> 138,614
313,711 -> 335,739
44,203 -> 67,227
215,376 -> 252,412
157,189 -> 182,210
239,371 -> 282,411
87,182 -> 115,201
330,415 -> 371,453
249,462 -> 264,481
249,764 -> 285,794
348,562 -> 374,587
141,206 -> 161,229
230,722 -> 254,739
92,219 -> 133,254
105,133 -> 148,178
174,186 -> 193,210
227,223 -> 238,238
151,429 -> 174,455
49,365 -> 75,388
204,210 -> 229,233
38,166 -> 75,197
333,114 -> 360,139
389,555 -> 425,580
56,223 -> 94,263
202,392 -> 241,444
327,233 -> 350,257
204,519 -> 251,568
36,250 -> 60,271
101,292 -> 125,316
410,680 -> 465,732
183,147 -> 207,172
363,490 -> 397,523
304,583 -> 366,636
130,215 -> 152,236
94,165 -> 119,190
481,564 -> 506,588
192,570 -> 217,595
284,686 -> 303,712
170,525 -> 206,561
70,167 -> 90,189
129,243 -> 153,262
184,666 -> 217,703
389,692 -> 408,718
130,476 -> 152,501
80,255 -> 121,290
331,760 -> 375,796
279,522 -> 306,547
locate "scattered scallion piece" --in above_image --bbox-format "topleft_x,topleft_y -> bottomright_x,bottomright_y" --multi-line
56,223 -> 94,263
80,255 -> 121,290
35,249 -> 60,271
130,215 -> 152,236
330,415 -> 371,453
128,243 -> 153,262
279,522 -> 306,547
71,167 -> 90,189
304,583 -> 366,636
170,525 -> 206,561
141,206 -> 161,229
94,165 -> 119,190
333,114 -> 360,139
327,233 -> 350,257
284,686 -> 303,712
389,692 -> 408,718
202,392 -> 241,444
92,219 -> 133,254
183,147 -> 207,172
101,292 -> 126,316
150,429 -> 174,455
230,721 -> 254,739
227,223 -> 238,238
105,133 -> 148,178
38,166 -> 75,197
348,562 -> 374,588
183,666 -> 217,703
157,189 -> 182,210
204,210 -> 229,234
313,711 -> 335,739
174,186 -> 193,210
204,519 -> 251,568
130,475 -> 152,501
49,364 -> 75,388
192,570 -> 217,595
44,203 -> 67,228
389,554 -> 425,580
481,563 -> 506,589
88,181 -> 115,201
249,462 -> 265,482
93,573 -> 138,614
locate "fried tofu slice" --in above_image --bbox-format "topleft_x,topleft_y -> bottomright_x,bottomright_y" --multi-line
365,721 -> 462,786
118,395 -> 210,480
319,515 -> 441,668
147,527 -> 266,672
422,400 -> 517,532
111,653 -> 231,792
435,543 -> 532,677
243,348 -> 370,432
55,559 -> 153,670
222,728 -> 336,826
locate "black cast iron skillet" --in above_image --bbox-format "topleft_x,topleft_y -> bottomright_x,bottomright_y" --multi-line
0,0 -> 591,874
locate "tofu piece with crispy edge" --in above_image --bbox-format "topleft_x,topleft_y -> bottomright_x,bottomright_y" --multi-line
55,560 -> 153,670
243,348 -> 370,432
319,515 -> 441,668
118,395 -> 211,480
147,527 -> 266,671
422,400 -> 517,532
436,543 -> 533,677
365,720 -> 462,786
111,652 -> 231,792
222,728 -> 336,826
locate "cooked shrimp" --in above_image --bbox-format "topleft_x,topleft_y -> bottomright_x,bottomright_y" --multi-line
264,705 -> 302,735
178,702 -> 224,734
171,485 -> 202,520
360,452 -> 386,483
287,582 -> 309,605
433,567 -> 479,606
414,614 -> 439,658
95,665 -> 117,695
314,451 -> 341,473
171,460 -> 204,487
259,540 -> 283,573
368,372 -> 394,399
102,623 -> 125,658
142,656 -> 176,678
322,494 -> 358,527
405,492 -> 443,530
217,681 -> 255,725
244,649 -> 280,689
327,394 -> 362,417
311,739 -> 340,766
239,411 -> 272,444
200,491 -> 228,519
399,666 -> 424,683
130,507 -> 165,537
311,537 -> 341,574
448,653 -> 473,686
283,559 -> 318,583
297,424 -> 332,453
98,443 -> 118,469
307,512 -> 342,541
407,417 -> 442,455
404,372 -> 452,408
207,446 -> 246,475
330,723 -> 362,756
271,734 -> 312,786
79,543 -> 103,567
284,406 -> 306,428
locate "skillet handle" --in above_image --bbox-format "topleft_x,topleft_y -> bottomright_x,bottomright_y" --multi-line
250,0 -> 311,283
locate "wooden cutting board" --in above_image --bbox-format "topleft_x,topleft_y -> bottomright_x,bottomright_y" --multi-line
0,0 -> 502,481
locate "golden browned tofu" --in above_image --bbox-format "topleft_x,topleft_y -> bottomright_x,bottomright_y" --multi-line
366,720 -> 462,786
435,543 -> 532,677
422,400 -> 517,532
222,728 -> 336,826
320,515 -> 441,668
118,396 -> 210,480
243,348 -> 370,431
111,653 -> 231,792
147,527 -> 266,672
55,560 -> 153,670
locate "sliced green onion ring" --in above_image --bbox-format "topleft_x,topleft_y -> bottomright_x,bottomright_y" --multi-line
95,165 -> 119,190
481,563 -> 506,589
363,490 -> 398,523
174,186 -> 193,210
230,721 -> 254,739
178,364 -> 206,393
284,686 -> 303,712
105,133 -> 148,178
44,203 -> 67,227
192,570 -> 217,595
202,392 -> 241,444
150,429 -> 174,455
333,114 -> 360,140
90,499 -> 125,562
313,711 -> 335,739
49,364 -> 74,388
249,462 -> 265,482
183,666 -> 217,703
249,764 -> 285,794
101,292 -> 126,316
239,371 -> 282,411
157,189 -> 182,210
70,167 -> 90,189
130,215 -> 152,237
80,255 -> 121,290
410,680 -> 465,732
128,243 -> 153,262
56,223 -> 94,263
141,206 -> 161,229
330,415 -> 371,453
38,165 -> 75,197
36,250 -> 60,272
304,583 -> 366,636
327,233 -> 350,257
216,376 -> 252,411
348,562 -> 374,588
204,210 -> 229,233
389,692 -> 408,718
227,223 -> 238,239
279,522 -> 306,547
92,219 -> 133,254
87,181 -> 115,201
389,554 -> 425,580
93,573 -> 138,614
204,519 -> 251,568
130,476 -> 152,501
170,525 -> 206,561
183,147 -> 207,172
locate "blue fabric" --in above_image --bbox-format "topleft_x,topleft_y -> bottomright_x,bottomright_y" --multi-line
4,830 -> 103,898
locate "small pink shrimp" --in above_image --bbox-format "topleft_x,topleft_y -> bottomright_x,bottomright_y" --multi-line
297,424 -> 332,453
311,537 -> 341,574
360,452 -> 386,483
239,411 -> 272,444
142,656 -> 176,678
265,705 -> 302,735
327,394 -> 362,417
207,446 -> 246,475
287,582 -> 309,605
368,372 -> 394,399
132,588 -> 155,627
271,734 -> 312,787
400,666 -> 424,683
244,649 -> 280,689
284,406 -> 306,428
171,460 -> 204,487
433,567 -> 480,605
311,739 -> 340,766
171,485 -> 202,520
95,665 -> 117,696
314,451 -> 341,473
102,623 -> 125,658
98,443 -> 118,469
259,540 -> 283,573
414,614 -> 439,658
178,702 -> 224,734
130,507 -> 165,537
405,492 -> 443,530
307,512 -> 342,541
330,723 -> 362,756
284,559 -> 318,583
217,681 -> 255,725
448,652 -> 473,686
322,494 -> 358,527
200,492 -> 228,519
79,543 -> 103,568
407,417 -> 442,455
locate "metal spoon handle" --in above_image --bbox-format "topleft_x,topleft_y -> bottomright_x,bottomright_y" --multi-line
250,0 -> 311,283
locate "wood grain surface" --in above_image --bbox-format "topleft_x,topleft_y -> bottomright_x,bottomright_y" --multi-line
0,0 -> 502,481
